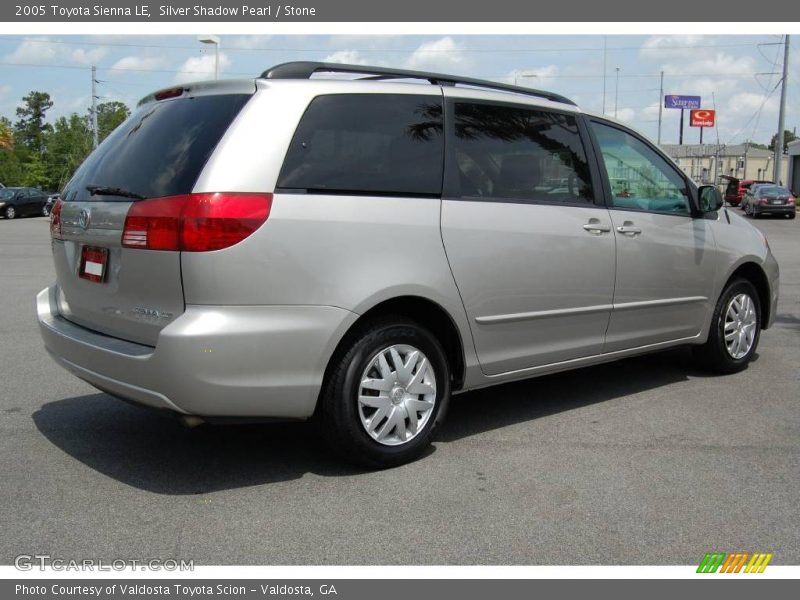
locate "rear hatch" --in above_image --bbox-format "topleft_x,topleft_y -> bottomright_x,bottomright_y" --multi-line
52,88 -> 253,346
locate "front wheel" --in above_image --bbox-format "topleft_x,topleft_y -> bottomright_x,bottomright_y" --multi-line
693,279 -> 761,374
317,317 -> 451,468
4,206 -> 15,219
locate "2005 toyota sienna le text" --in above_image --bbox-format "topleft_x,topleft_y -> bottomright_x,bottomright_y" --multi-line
37,62 -> 779,467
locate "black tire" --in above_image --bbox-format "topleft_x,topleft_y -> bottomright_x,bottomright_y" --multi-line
789,212 -> 796,220
316,316 -> 451,468
693,278 -> 761,374
4,206 -> 15,219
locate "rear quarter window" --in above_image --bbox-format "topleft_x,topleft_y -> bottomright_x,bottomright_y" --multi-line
277,94 -> 444,196
63,94 -> 251,202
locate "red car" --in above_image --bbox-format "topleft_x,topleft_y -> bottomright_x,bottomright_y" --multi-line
722,176 -> 772,207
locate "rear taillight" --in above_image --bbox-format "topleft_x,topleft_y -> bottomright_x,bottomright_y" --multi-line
759,198 -> 768,205
122,193 -> 272,252
788,197 -> 796,205
50,198 -> 63,240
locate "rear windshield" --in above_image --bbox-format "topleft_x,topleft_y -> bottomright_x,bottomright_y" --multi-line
63,94 -> 251,202
758,186 -> 789,196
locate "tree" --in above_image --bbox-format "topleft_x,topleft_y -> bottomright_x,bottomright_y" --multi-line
14,91 -> 53,156
0,117 -> 12,151
45,114 -> 93,191
21,153 -> 48,188
95,101 -> 130,143
769,130 -> 798,153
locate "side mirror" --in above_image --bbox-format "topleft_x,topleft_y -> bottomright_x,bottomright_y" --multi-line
698,185 -> 723,213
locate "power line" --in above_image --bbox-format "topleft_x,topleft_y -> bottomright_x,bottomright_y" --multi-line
0,35 -> 771,54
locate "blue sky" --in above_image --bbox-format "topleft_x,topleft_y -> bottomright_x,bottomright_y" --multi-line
1,34 -> 797,146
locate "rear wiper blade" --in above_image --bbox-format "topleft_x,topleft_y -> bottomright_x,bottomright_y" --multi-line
86,184 -> 146,200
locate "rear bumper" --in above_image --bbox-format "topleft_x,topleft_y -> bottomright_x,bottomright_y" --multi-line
753,204 -> 796,215
37,285 -> 358,418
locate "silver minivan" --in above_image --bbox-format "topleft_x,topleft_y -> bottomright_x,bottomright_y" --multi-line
37,62 -> 779,467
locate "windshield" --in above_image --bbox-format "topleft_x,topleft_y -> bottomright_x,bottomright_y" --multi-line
758,186 -> 789,196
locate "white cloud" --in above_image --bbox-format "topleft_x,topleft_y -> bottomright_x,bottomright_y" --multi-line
323,50 -> 369,65
328,35 -> 400,48
68,47 -> 107,65
227,35 -> 272,49
615,108 -> 636,123
506,65 -> 559,88
110,55 -> 166,73
173,52 -> 231,84
404,37 -> 468,73
640,35 -> 706,61
2,37 -> 106,65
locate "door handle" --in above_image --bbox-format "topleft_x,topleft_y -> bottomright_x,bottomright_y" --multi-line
583,219 -> 611,234
616,221 -> 642,236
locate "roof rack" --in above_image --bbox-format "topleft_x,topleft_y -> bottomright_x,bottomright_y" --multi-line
260,62 -> 577,107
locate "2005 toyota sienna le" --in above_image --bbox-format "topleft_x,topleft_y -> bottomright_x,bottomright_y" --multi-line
37,62 -> 779,467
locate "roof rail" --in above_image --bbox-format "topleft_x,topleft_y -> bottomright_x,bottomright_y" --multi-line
260,61 -> 577,107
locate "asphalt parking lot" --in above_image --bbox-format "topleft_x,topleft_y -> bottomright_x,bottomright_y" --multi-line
0,212 -> 798,566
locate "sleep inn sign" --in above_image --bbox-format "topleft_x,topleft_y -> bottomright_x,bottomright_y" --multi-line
665,95 -> 702,109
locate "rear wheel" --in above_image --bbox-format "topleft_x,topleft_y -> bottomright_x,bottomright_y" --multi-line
42,204 -> 50,217
317,317 -> 450,468
4,206 -> 15,219
693,279 -> 761,374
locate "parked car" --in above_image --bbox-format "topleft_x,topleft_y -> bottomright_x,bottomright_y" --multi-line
0,187 -> 52,219
37,63 -> 779,467
742,184 -> 796,219
722,177 -> 772,207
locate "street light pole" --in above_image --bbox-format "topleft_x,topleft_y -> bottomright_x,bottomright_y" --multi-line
657,70 -> 664,144
614,67 -> 620,119
198,35 -> 220,80
602,36 -> 608,115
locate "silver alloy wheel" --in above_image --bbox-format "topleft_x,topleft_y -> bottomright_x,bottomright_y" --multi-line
42,205 -> 50,217
5,206 -> 14,219
357,344 -> 436,446
724,293 -> 757,359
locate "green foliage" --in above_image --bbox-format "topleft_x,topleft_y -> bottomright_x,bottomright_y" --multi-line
0,92 -> 131,191
769,130 -> 798,153
95,101 -> 130,143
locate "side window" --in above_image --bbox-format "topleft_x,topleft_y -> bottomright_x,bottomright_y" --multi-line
591,121 -> 690,215
452,102 -> 594,204
277,94 -> 443,196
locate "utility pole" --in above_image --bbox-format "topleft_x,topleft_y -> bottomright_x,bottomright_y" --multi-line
712,92 -> 721,186
774,34 -> 789,185
679,109 -> 684,145
614,67 -> 620,119
91,65 -> 98,149
657,70 -> 664,145
602,36 -> 607,115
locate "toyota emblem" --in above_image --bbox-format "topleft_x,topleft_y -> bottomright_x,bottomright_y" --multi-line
78,208 -> 91,230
